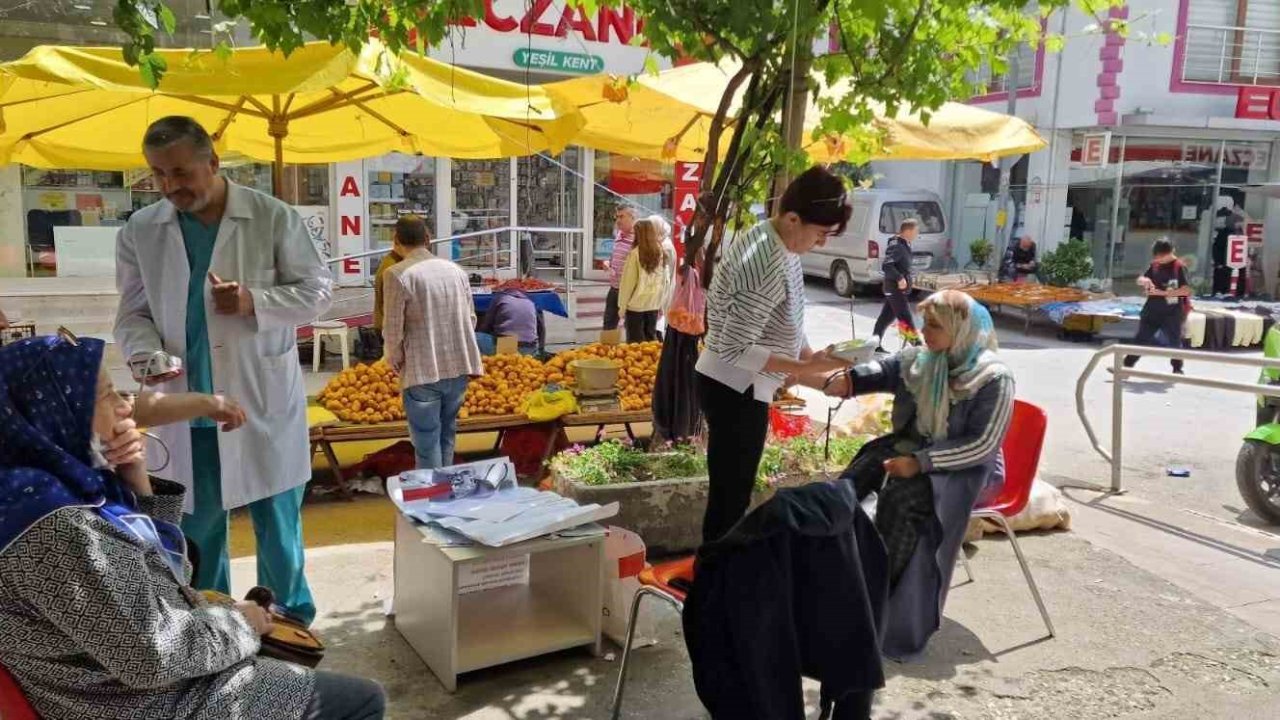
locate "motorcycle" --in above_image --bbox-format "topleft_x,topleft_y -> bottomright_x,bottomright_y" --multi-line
1237,325 -> 1280,525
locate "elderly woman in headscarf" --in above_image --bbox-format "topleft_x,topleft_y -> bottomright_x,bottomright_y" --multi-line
0,335 -> 386,720
815,289 -> 1014,660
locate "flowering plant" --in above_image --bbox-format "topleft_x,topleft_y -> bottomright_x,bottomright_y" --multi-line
897,321 -> 921,346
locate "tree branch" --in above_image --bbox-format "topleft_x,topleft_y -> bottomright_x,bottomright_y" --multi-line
866,0 -> 931,90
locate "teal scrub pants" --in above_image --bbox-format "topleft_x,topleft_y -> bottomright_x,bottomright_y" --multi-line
182,427 -> 317,625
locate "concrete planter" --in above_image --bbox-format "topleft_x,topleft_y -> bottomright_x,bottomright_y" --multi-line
553,466 -> 821,556
554,469 -> 713,556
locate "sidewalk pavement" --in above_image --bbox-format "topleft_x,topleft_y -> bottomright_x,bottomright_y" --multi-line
234,528 -> 1280,719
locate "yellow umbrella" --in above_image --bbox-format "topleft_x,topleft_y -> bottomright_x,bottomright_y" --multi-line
0,41 -> 582,192
548,60 -> 1044,164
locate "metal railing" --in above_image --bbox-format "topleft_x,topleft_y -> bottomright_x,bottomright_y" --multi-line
323,225 -> 586,292
1075,344 -> 1280,493
1181,23 -> 1280,87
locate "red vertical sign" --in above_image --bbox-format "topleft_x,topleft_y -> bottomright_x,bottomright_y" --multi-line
672,161 -> 703,262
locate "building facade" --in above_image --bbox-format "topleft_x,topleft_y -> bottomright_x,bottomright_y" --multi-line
0,0 -> 678,314
878,0 -> 1280,293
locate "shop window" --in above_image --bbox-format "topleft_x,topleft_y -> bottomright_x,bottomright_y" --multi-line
366,155 -> 436,258
453,159 -> 512,272
517,150 -> 582,276
878,201 -> 946,235
277,165 -> 331,206
13,162 -> 326,279
20,168 -> 139,278
969,42 -> 1038,97
591,153 -> 673,275
1180,0 -> 1280,86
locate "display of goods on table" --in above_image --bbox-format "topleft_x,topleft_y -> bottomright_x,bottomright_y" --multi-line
963,283 -> 1089,307
482,277 -> 560,293
317,360 -> 404,424
460,353 -> 548,419
545,341 -> 662,411
316,342 -> 662,425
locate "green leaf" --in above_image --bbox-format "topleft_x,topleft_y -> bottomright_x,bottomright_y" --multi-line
1155,31 -> 1174,47
139,55 -> 159,88
214,41 -> 234,64
643,54 -> 659,76
1044,34 -> 1066,53
158,3 -> 177,34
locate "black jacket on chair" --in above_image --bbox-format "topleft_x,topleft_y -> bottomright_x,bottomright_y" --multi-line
682,480 -> 889,720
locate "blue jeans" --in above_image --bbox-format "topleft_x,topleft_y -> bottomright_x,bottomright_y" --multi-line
303,670 -> 386,720
403,375 -> 470,469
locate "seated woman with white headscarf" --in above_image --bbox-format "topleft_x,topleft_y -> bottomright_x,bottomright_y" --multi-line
813,289 -> 1015,660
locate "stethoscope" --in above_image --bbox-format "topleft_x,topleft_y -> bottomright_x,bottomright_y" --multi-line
128,349 -> 176,475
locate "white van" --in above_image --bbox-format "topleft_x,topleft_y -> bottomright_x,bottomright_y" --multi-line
802,189 -> 951,296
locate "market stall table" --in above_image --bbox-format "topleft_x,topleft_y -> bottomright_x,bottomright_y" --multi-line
472,289 -> 570,318
393,513 -> 603,692
959,283 -> 1090,334
310,408 -> 655,495
309,414 -> 534,497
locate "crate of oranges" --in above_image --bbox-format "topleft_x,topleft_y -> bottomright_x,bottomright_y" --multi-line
459,352 -> 550,420
317,360 -> 405,424
545,341 -> 661,412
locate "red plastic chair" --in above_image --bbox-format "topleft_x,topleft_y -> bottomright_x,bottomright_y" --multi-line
0,663 -> 40,720
959,399 -> 1055,637
610,556 -> 694,720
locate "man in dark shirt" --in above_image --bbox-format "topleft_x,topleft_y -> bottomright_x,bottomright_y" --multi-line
476,288 -> 544,356
872,218 -> 919,350
1123,238 -> 1190,375
1000,234 -> 1039,282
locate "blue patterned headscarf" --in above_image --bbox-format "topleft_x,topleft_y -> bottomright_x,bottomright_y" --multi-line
0,336 -> 186,578
900,292 -> 1010,441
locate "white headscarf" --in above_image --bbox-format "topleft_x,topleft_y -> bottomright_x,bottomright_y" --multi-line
900,292 -> 1010,441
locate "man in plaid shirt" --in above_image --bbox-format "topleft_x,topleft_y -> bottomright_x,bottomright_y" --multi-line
383,215 -> 484,469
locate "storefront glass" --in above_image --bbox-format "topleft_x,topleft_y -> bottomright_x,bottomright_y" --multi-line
10,161 -> 326,279
452,159 -> 512,273
591,153 -> 672,276
517,149 -> 582,276
1115,137 -> 1218,281
1066,135 -> 1274,291
366,155 -> 435,256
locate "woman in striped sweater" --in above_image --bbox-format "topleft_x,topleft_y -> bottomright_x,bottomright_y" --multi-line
695,166 -> 853,544
816,289 -> 1014,660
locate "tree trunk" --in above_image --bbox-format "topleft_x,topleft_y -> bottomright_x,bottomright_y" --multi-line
771,44 -> 814,213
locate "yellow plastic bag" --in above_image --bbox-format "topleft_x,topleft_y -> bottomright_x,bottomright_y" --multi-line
521,389 -> 579,422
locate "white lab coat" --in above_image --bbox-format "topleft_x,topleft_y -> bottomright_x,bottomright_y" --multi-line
114,181 -> 333,511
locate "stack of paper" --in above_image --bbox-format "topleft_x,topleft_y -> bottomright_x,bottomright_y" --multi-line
388,461 -> 617,547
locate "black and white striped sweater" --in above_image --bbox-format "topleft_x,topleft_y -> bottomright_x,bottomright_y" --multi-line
696,220 -> 807,403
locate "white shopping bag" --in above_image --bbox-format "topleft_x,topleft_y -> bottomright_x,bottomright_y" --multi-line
601,526 -> 657,647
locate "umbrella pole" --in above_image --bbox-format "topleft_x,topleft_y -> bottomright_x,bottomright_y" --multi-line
273,136 -> 284,199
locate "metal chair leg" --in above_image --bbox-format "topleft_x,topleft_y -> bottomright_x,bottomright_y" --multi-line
984,510 -> 1055,638
958,547 -> 974,583
611,586 -> 682,720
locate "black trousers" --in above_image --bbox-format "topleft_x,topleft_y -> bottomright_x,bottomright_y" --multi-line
842,436 -> 934,587
603,287 -> 621,330
1123,310 -> 1185,372
624,310 -> 660,342
697,373 -> 770,544
872,289 -> 915,341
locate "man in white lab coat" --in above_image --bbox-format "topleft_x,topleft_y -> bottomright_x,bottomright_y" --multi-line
114,116 -> 332,624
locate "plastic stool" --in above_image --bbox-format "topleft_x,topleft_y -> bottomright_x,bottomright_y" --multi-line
312,321 -> 351,372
